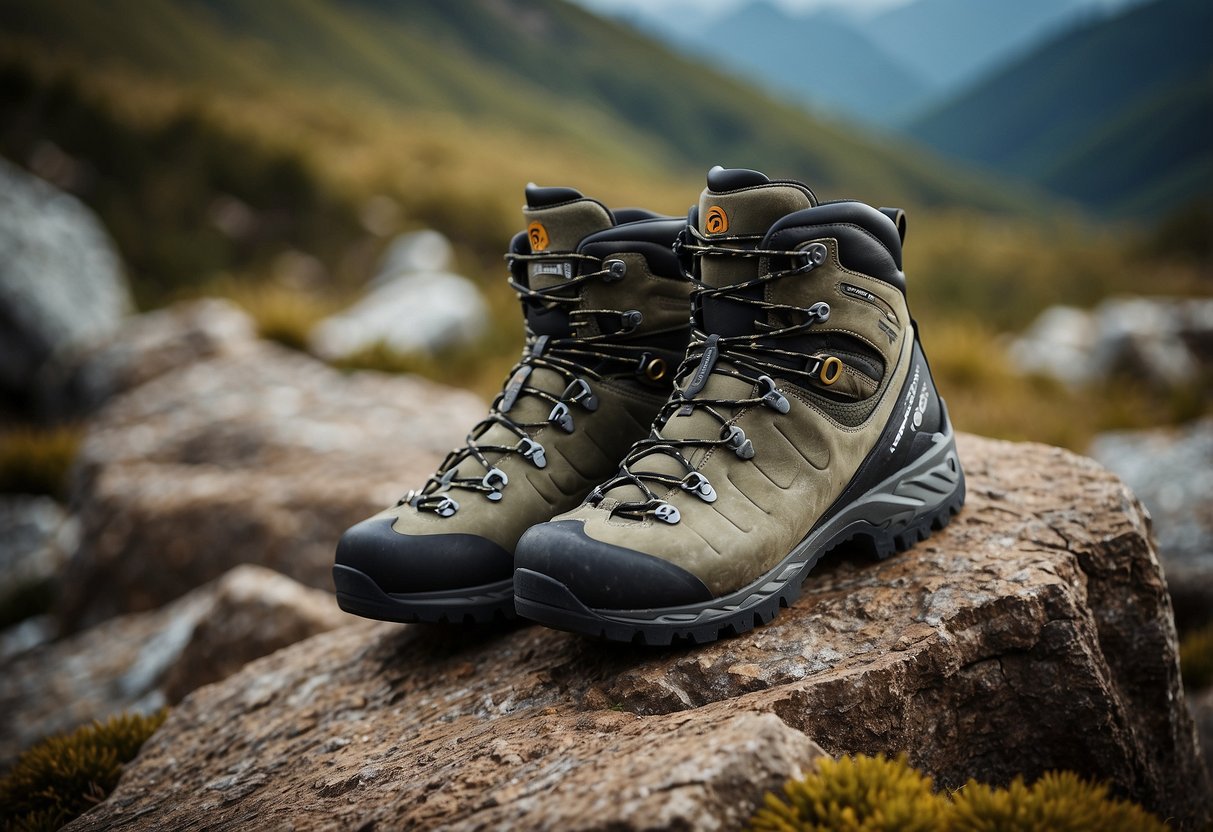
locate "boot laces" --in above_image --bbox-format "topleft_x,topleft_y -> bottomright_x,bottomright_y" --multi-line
402,249 -> 680,516
589,225 -> 841,524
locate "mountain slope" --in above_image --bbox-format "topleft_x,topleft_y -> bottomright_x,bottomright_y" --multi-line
679,3 -> 931,125
865,0 -> 1095,93
907,0 -> 1213,216
0,0 -> 1032,213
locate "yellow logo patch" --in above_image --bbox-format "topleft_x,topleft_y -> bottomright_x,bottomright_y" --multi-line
528,221 -> 550,251
705,205 -> 729,235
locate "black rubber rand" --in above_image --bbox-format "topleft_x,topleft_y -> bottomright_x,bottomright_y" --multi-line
512,469 -> 964,645
332,565 -> 515,624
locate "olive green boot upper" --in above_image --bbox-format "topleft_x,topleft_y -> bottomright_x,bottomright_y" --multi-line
334,184 -> 692,623
515,167 -> 965,644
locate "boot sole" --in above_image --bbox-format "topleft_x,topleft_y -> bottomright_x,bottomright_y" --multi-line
332,564 -> 516,624
514,425 -> 965,645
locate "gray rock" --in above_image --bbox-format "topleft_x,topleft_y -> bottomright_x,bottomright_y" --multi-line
0,565 -> 347,764
310,230 -> 487,359
1089,418 -> 1213,629
60,340 -> 484,629
36,298 -> 256,417
1010,296 -> 1213,388
0,495 -> 77,642
372,229 -> 454,283
0,158 -> 132,396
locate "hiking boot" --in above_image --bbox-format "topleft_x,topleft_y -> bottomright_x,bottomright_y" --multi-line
514,166 -> 966,644
333,184 -> 692,623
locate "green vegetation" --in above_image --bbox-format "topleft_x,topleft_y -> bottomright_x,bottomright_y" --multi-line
0,711 -> 167,832
749,754 -> 1167,832
0,0 -> 1208,453
909,0 -> 1213,217
0,426 -> 81,500
1179,622 -> 1213,690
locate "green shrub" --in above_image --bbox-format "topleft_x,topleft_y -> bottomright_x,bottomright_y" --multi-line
0,710 -> 167,832
748,755 -> 1167,832
0,426 -> 81,500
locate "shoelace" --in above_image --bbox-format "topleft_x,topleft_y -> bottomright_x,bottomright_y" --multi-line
402,250 -> 679,517
587,225 -> 847,524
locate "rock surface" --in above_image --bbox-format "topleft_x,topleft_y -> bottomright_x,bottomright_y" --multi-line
1010,295 -> 1213,388
309,230 -> 488,360
36,298 -> 257,417
68,435 -> 1208,830
1090,418 -> 1213,631
0,494 -> 77,621
0,158 -> 132,397
60,340 -> 484,630
0,565 -> 345,764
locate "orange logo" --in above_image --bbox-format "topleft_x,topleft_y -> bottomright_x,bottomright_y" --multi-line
528,221 -> 550,251
705,205 -> 729,235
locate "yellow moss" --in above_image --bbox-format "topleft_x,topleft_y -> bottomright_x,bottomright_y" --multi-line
947,771 -> 1168,832
0,711 -> 168,832
750,754 -> 946,832
748,756 -> 1168,832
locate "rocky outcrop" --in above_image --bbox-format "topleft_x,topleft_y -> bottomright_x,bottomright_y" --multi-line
1010,296 -> 1213,388
36,298 -> 256,417
308,229 -> 489,360
0,565 -> 346,764
0,158 -> 132,399
59,339 -> 484,630
69,435 -> 1208,831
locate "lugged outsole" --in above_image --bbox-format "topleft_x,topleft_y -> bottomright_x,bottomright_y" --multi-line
332,564 -> 516,624
514,429 -> 966,646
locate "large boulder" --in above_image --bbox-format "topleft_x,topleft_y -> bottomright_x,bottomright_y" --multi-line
35,298 -> 257,417
1010,296 -> 1213,389
308,229 -> 489,360
67,435 -> 1208,830
0,158 -> 132,399
59,340 -> 484,630
0,565 -> 346,765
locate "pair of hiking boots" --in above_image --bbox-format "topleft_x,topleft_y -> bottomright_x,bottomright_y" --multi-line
333,166 -> 965,645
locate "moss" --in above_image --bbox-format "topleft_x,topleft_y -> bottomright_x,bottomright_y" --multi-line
948,771 -> 1167,832
748,755 -> 1167,832
0,711 -> 167,832
750,754 -> 945,832
0,426 -> 81,500
1179,621 -> 1213,690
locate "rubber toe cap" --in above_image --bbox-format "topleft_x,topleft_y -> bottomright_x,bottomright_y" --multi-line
335,517 -> 512,594
515,519 -> 712,609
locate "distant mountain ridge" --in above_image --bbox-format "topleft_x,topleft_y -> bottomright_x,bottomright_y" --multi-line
908,0 -> 1213,216
0,0 -> 1032,213
677,3 -> 930,125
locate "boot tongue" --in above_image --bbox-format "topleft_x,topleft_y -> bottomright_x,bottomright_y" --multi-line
522,183 -> 615,292
697,167 -> 816,336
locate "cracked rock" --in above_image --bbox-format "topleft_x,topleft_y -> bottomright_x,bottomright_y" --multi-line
66,435 -> 1208,830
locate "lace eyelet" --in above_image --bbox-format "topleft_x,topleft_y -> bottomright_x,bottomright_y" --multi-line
549,402 -> 575,433
680,472 -> 717,503
434,497 -> 459,517
604,259 -> 627,282
758,375 -> 790,414
517,438 -> 547,469
723,425 -> 755,459
562,378 -> 599,411
482,467 -> 508,501
652,502 -> 681,524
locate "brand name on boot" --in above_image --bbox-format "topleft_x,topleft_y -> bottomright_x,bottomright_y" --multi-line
531,262 -> 573,279
890,365 -> 921,453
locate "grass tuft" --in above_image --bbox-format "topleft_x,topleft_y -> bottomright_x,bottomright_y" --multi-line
0,711 -> 167,832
